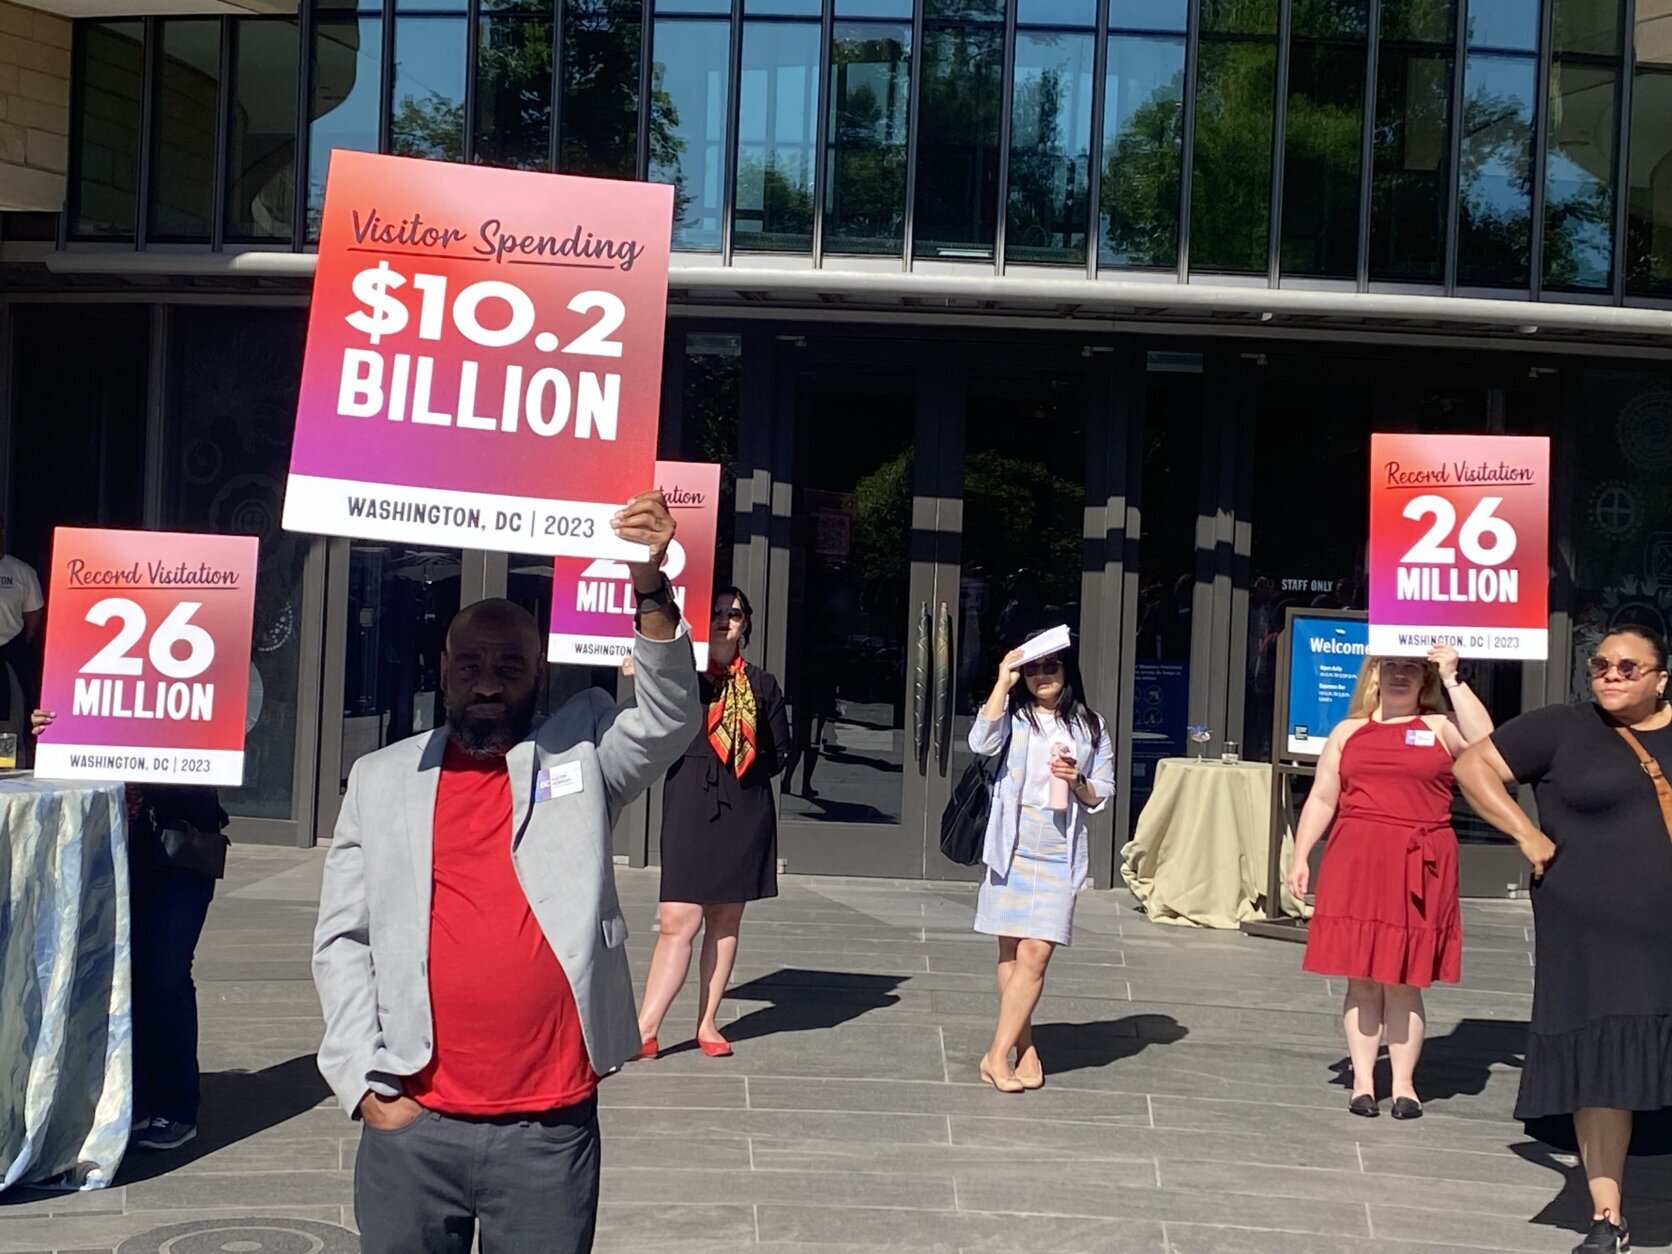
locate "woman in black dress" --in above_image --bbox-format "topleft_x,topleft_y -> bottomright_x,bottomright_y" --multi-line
635,586 -> 789,1059
1456,626 -> 1672,1254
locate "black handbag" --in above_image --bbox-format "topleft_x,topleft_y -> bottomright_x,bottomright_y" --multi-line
158,820 -> 230,879
939,727 -> 1012,866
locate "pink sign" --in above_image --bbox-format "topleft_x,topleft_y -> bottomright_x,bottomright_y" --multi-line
284,151 -> 674,558
548,462 -> 721,668
1368,433 -> 1550,659
36,528 -> 258,785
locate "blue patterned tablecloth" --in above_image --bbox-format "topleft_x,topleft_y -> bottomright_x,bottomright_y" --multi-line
0,776 -> 130,1192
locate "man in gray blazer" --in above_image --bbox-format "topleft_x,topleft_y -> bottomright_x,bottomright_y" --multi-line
313,491 -> 700,1254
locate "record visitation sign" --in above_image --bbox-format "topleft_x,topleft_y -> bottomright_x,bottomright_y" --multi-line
548,461 -> 721,668
1367,433 -> 1550,660
283,151 -> 675,559
35,528 -> 258,785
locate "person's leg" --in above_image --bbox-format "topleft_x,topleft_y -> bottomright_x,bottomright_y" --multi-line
696,902 -> 746,1047
992,936 -> 1040,1080
983,938 -> 1056,1083
1574,1107 -> 1633,1229
145,869 -> 215,1128
127,863 -> 163,1126
1382,984 -> 1426,1103
1342,979 -> 1386,1098
476,1101 -> 601,1254
636,902 -> 704,1044
354,1111 -> 475,1254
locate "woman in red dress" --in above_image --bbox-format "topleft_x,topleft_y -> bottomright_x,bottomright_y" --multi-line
1287,646 -> 1494,1119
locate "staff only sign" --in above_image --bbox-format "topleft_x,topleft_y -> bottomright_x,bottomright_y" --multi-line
1368,433 -> 1550,660
35,528 -> 258,786
549,461 -> 721,668
283,151 -> 674,558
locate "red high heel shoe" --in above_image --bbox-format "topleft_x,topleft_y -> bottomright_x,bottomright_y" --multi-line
634,1037 -> 659,1061
696,1035 -> 733,1058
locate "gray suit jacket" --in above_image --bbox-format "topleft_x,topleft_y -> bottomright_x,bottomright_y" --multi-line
312,628 -> 700,1117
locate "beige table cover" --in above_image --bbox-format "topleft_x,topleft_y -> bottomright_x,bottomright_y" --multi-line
1121,757 -> 1306,928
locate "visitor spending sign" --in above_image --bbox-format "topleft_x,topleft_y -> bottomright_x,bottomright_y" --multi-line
548,461 -> 721,668
1367,433 -> 1549,660
283,151 -> 674,558
35,528 -> 258,786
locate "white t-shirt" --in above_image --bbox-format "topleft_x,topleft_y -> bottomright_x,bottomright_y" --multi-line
1020,720 -> 1076,810
0,554 -> 44,647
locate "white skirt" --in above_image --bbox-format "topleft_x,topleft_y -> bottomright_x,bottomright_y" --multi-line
973,805 -> 1076,946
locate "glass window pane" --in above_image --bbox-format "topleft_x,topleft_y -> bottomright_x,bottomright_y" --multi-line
475,16 -> 553,170
747,0 -> 822,15
1006,32 -> 1094,265
1369,46 -> 1454,281
1554,0 -> 1624,56
1544,60 -> 1618,290
835,0 -> 913,19
1466,0 -> 1538,50
1292,0 -> 1368,38
391,16 -> 468,161
913,25 -> 1004,259
1455,51 -> 1534,286
1281,35 -> 1366,276
1200,0 -> 1278,35
656,0 -> 731,13
149,19 -> 221,242
71,20 -> 144,239
226,19 -> 298,242
1625,67 -> 1672,295
927,0 -> 1005,19
397,0 -> 466,12
1109,0 -> 1188,31
734,22 -> 821,253
1020,0 -> 1096,25
1099,32 -> 1185,267
560,0 -> 640,178
650,18 -> 732,251
1189,36 -> 1277,272
824,22 -> 912,254
309,15 -> 384,239
1381,0 -> 1457,43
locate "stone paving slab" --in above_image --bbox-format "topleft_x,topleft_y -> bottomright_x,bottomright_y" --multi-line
0,844 -> 1631,1252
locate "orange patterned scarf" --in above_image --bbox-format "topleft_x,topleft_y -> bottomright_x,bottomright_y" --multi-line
706,654 -> 757,778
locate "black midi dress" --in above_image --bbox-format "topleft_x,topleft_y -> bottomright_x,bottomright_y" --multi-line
658,661 -> 789,905
1492,702 -> 1672,1154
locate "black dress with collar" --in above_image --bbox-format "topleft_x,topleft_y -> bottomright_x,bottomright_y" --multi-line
658,661 -> 789,904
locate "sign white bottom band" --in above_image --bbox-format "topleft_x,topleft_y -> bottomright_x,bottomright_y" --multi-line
1367,625 -> 1549,660
283,474 -> 653,560
35,744 -> 245,787
550,631 -> 708,671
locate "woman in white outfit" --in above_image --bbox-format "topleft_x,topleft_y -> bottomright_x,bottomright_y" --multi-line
970,639 -> 1114,1093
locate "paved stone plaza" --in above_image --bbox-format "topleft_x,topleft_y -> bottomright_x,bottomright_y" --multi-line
3,844 -> 1666,1253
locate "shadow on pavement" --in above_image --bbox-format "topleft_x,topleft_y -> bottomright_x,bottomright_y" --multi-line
1328,1016 -> 1527,1103
1517,1139 -> 1672,1249
660,969 -> 906,1053
1031,1014 -> 1188,1075
110,1053 -> 331,1186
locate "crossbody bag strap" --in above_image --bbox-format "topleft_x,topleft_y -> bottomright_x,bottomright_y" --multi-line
1614,724 -> 1672,844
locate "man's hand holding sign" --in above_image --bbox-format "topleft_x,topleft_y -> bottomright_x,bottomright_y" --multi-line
613,490 -> 680,641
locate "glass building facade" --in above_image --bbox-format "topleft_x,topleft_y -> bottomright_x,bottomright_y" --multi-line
51,0 -> 1672,297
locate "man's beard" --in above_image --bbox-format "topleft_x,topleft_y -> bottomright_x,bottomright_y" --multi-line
445,696 -> 536,757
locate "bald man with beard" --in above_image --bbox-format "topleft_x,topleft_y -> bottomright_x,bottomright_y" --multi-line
313,492 -> 700,1254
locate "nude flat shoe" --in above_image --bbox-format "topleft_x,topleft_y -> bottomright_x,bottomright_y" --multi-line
979,1059 -> 1025,1093
1014,1048 -> 1045,1090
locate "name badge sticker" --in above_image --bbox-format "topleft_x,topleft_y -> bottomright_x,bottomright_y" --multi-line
535,762 -> 584,803
1405,727 -> 1437,748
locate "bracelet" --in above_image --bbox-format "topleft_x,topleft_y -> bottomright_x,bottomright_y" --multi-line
1444,678 -> 1464,690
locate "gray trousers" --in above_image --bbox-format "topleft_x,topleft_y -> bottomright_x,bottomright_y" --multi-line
353,1098 -> 600,1254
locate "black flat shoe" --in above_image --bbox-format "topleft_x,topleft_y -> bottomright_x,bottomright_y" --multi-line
1572,1216 -> 1630,1252
1348,1094 -> 1379,1117
1390,1097 -> 1423,1120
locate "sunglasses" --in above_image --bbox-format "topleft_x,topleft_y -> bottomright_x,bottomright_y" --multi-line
1022,659 -> 1063,677
712,607 -> 745,622
1587,657 -> 1664,681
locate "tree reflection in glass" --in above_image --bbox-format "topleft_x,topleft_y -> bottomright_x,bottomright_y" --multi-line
1098,34 -> 1185,268
1006,32 -> 1094,266
734,22 -> 821,252
823,24 -> 912,254
474,16 -> 553,170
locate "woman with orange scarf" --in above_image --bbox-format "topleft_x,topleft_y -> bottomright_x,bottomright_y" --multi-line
635,586 -> 789,1059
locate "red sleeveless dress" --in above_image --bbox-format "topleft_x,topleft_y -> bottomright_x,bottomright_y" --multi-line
1302,718 -> 1463,988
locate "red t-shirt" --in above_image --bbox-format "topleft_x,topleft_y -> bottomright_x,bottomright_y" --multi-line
405,744 -> 597,1115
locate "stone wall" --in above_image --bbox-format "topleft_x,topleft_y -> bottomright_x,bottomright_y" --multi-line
0,0 -> 70,213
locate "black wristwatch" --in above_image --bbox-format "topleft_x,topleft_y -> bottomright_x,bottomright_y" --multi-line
632,575 -> 680,626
